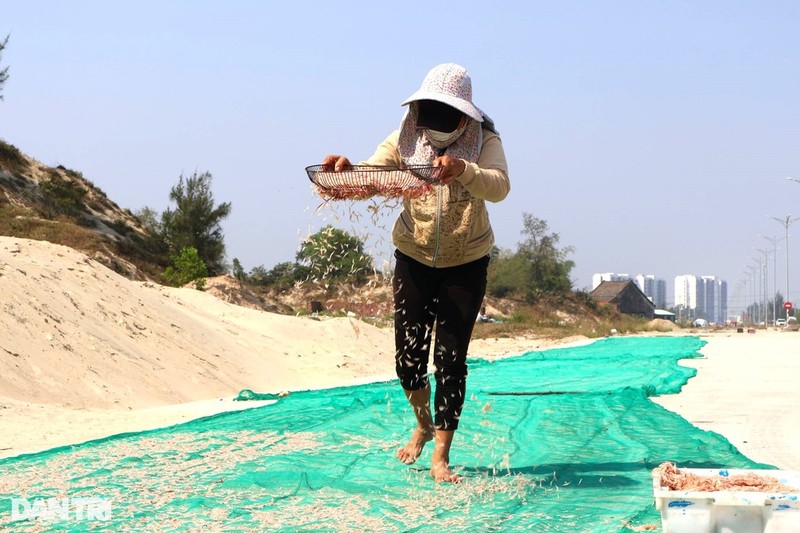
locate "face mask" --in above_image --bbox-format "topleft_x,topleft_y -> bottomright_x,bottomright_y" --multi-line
423,122 -> 467,149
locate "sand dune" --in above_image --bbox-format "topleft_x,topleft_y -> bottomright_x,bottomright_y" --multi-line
0,237 -> 396,456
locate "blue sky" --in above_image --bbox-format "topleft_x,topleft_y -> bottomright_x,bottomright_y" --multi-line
1,1 -> 798,313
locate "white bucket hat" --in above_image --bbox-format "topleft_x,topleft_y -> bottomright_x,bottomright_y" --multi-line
401,63 -> 484,123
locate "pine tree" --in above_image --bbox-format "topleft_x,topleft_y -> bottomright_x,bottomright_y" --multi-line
160,171 -> 231,275
0,35 -> 10,101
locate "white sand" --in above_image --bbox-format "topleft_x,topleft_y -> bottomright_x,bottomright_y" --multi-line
0,237 -> 397,458
1,236 -> 797,471
653,330 -> 800,470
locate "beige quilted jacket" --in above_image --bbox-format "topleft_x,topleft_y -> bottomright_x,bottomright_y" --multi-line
364,129 -> 510,268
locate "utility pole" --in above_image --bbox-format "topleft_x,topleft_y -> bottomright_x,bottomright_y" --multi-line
761,234 -> 782,325
753,248 -> 770,323
746,263 -> 758,325
768,214 -> 799,320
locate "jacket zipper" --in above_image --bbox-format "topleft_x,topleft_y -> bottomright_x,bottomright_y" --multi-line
431,147 -> 447,267
431,182 -> 443,267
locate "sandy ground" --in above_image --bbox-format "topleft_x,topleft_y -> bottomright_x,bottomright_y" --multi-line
1,236 -> 797,473
653,329 -> 800,470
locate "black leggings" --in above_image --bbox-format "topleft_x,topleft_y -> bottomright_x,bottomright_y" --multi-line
392,250 -> 489,431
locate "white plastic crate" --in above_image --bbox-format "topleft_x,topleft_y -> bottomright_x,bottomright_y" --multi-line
652,467 -> 800,533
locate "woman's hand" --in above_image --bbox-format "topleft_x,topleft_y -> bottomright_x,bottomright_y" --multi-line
322,155 -> 352,172
432,155 -> 466,185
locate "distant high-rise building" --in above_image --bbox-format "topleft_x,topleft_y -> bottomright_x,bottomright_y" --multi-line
674,275 -> 728,323
674,275 -> 699,311
635,274 -> 667,308
701,276 -> 728,324
591,272 -> 630,290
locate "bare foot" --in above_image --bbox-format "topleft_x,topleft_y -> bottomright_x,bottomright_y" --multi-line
396,427 -> 434,465
430,457 -> 462,483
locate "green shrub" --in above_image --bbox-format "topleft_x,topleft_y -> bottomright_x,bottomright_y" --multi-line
163,247 -> 208,289
39,174 -> 87,218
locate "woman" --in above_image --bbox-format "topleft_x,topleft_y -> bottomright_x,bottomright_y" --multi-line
324,63 -> 510,482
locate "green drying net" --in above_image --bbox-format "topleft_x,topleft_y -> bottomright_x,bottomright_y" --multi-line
0,336 -> 769,532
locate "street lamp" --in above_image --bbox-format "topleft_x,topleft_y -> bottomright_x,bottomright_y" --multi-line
768,214 -> 800,319
750,257 -> 763,324
743,267 -> 757,325
761,234 -> 783,324
754,247 -> 771,323
738,278 -> 748,322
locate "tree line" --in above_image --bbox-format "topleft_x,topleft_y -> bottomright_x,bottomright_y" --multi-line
142,168 -> 575,300
141,166 -> 575,301
232,212 -> 575,303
